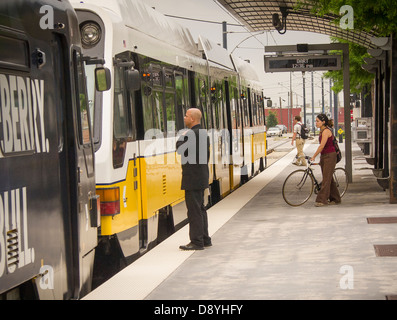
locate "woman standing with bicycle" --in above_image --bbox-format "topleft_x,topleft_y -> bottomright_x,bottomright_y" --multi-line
310,114 -> 341,207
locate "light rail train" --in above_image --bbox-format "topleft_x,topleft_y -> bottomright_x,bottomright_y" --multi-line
0,0 -> 268,299
0,0 -> 109,299
71,0 -> 267,286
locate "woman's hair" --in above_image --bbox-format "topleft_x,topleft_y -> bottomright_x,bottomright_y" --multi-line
317,113 -> 334,128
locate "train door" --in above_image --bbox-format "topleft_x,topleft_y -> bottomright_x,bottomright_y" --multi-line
229,84 -> 243,189
69,50 -> 99,298
251,91 -> 266,175
171,71 -> 189,228
240,88 -> 253,181
105,51 -> 141,255
211,80 -> 231,197
193,74 -> 213,205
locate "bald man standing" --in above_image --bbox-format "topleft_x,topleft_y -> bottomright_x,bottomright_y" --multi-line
176,108 -> 211,250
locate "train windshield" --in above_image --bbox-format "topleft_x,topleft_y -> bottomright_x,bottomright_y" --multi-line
83,63 -> 101,148
85,64 -> 97,138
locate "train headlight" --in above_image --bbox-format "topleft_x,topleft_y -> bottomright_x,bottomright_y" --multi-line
80,21 -> 101,48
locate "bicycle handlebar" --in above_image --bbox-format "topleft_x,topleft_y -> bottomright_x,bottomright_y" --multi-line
304,156 -> 318,166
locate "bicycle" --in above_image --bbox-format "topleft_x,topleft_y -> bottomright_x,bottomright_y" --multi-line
282,156 -> 348,206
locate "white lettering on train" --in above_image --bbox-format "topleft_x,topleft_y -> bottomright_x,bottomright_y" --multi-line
0,74 -> 48,154
0,187 -> 35,278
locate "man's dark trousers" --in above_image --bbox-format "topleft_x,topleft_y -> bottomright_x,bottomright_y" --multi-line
185,189 -> 210,247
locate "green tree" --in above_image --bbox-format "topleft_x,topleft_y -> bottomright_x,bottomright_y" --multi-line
297,0 -> 397,36
323,37 -> 374,94
295,0 -> 397,94
267,111 -> 278,127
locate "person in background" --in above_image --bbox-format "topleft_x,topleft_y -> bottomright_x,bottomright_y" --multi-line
310,114 -> 341,207
291,115 -> 307,166
176,108 -> 212,250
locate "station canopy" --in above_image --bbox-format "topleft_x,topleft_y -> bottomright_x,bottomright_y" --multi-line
217,0 -> 379,49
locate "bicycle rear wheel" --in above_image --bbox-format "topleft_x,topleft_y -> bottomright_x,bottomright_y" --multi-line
282,169 -> 314,206
333,167 -> 348,197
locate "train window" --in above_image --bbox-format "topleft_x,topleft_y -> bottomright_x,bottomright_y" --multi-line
243,99 -> 249,127
142,92 -> 152,133
252,93 -> 258,126
165,92 -> 176,135
231,87 -> 241,130
175,74 -> 185,130
0,36 -> 35,155
153,90 -> 164,133
258,95 -> 264,125
83,63 -> 104,146
151,68 -> 162,87
164,71 -> 174,88
74,51 -> 91,145
0,35 -> 29,70
212,83 -> 225,130
198,78 -> 210,129
113,66 -> 129,138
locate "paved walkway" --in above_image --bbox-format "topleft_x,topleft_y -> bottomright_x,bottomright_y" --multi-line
146,141 -> 397,300
84,140 -> 397,300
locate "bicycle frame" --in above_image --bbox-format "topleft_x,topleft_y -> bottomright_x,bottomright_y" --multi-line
301,166 -> 321,192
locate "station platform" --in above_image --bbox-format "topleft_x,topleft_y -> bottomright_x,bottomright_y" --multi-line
83,140 -> 397,300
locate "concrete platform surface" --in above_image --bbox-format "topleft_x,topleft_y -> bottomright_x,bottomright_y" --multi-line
84,141 -> 397,300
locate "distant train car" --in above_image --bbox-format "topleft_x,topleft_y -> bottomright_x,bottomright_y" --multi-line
71,0 -> 266,285
232,55 -> 267,178
0,0 -> 109,299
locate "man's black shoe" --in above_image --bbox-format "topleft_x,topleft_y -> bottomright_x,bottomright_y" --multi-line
179,242 -> 204,251
204,242 -> 212,248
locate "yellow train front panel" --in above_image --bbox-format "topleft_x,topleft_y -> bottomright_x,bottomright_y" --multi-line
97,156 -> 141,237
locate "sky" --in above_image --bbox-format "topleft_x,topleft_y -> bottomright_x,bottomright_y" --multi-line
144,0 -> 335,109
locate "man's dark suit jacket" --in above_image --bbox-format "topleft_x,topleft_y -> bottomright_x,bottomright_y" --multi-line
176,124 -> 210,191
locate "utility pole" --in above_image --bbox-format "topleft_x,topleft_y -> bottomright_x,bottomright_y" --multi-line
334,91 -> 338,132
279,97 -> 283,125
311,71 -> 315,132
330,79 -> 333,117
302,72 -> 306,125
321,77 -> 325,114
222,21 -> 227,49
290,72 -> 293,132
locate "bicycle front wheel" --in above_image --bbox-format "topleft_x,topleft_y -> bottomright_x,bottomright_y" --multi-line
282,169 -> 314,206
333,167 -> 348,197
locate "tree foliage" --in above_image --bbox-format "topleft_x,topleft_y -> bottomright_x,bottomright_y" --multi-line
297,0 -> 397,36
323,37 -> 374,94
295,0 -> 396,94
266,111 -> 278,127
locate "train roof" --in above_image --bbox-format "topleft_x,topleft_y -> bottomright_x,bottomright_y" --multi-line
231,54 -> 261,82
73,0 -> 199,57
198,35 -> 235,71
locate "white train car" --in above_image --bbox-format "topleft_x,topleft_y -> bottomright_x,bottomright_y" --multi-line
71,0 -> 266,285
